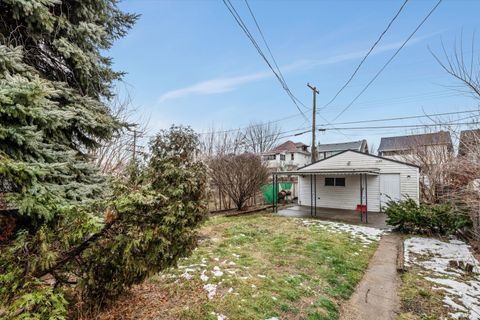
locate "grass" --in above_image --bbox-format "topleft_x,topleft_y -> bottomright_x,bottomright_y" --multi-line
95,213 -> 379,320
397,269 -> 453,320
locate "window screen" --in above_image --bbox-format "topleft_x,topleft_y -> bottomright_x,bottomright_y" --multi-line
325,177 -> 345,187
335,177 -> 346,186
325,177 -> 335,186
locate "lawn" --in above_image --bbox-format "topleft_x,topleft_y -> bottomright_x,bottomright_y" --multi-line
94,213 -> 382,320
398,236 -> 480,320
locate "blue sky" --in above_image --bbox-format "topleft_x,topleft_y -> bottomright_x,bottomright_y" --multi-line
110,0 -> 480,150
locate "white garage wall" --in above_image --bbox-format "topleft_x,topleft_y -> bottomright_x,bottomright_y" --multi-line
297,151 -> 419,212
298,175 -> 380,212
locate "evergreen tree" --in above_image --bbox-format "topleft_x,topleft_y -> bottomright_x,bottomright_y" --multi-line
0,4 -> 209,318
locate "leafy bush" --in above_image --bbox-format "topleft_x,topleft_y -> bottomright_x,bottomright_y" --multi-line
385,198 -> 471,235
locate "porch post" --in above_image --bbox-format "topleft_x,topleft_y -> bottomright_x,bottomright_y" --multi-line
360,174 -> 363,222
310,174 -> 313,216
314,174 -> 317,216
272,174 -> 276,213
365,174 -> 369,224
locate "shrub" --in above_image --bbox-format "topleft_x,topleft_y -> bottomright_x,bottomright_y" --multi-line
385,198 -> 471,235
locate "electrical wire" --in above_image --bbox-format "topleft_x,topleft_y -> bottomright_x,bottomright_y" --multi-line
223,0 -> 309,121
322,0 -> 410,109
331,0 -> 443,122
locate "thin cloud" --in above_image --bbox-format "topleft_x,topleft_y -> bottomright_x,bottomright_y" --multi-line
158,70 -> 271,103
158,34 -> 436,103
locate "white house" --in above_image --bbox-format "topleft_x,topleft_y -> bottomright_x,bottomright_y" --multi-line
263,140 -> 311,171
273,150 -> 420,213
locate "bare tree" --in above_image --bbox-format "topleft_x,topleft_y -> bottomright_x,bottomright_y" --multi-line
208,153 -> 269,210
198,121 -> 282,159
90,94 -> 148,175
431,33 -> 480,245
243,121 -> 282,154
198,127 -> 246,159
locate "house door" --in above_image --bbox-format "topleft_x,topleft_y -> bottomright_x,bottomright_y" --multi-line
380,174 -> 401,211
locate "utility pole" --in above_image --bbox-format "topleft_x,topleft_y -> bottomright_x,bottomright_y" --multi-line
132,129 -> 138,163
307,83 -> 319,163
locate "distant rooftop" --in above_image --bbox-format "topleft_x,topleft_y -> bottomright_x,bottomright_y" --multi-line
317,139 -> 368,153
268,140 -> 310,154
378,131 -> 453,153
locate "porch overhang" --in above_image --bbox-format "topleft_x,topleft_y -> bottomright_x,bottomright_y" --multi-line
272,168 -> 380,176
271,168 -> 377,224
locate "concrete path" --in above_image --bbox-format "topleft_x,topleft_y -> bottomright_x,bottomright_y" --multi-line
340,233 -> 401,320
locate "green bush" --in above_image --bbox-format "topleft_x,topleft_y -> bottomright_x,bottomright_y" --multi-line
385,198 -> 471,235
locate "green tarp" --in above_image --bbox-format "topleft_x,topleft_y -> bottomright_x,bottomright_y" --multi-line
262,182 -> 293,204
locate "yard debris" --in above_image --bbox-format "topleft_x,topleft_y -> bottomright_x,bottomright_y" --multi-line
405,237 -> 480,320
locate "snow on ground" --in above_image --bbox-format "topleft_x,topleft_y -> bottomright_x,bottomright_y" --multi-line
298,219 -> 384,244
405,237 -> 480,320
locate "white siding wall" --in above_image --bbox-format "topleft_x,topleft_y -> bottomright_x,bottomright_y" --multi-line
297,151 -> 419,212
298,175 -> 380,211
265,152 -> 310,170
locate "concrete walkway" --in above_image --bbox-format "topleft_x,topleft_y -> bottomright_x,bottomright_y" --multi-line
340,233 -> 401,320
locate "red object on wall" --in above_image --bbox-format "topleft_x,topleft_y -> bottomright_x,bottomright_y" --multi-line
356,204 -> 367,213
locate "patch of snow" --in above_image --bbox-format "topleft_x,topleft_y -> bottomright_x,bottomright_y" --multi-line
265,317 -> 279,320
299,219 -> 384,244
258,274 -> 267,279
228,287 -> 234,293
200,270 -> 209,282
405,237 -> 480,276
203,283 -> 217,299
213,266 -> 224,277
405,237 -> 480,320
232,253 -> 240,258
251,284 -> 257,289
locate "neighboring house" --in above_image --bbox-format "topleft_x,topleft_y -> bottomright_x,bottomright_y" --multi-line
378,131 -> 453,163
458,129 -> 480,157
276,150 -> 420,212
263,140 -> 311,171
317,139 -> 368,160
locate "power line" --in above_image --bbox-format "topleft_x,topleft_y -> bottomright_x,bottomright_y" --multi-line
325,121 -> 478,131
331,0 -> 443,122
322,0 -> 409,110
223,0 -> 309,121
319,109 -> 479,126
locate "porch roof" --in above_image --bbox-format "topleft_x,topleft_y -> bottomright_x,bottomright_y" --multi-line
273,168 -> 380,176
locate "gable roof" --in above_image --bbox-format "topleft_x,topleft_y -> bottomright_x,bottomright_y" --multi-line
458,129 -> 480,156
267,140 -> 310,154
317,139 -> 367,153
298,149 -> 421,171
378,131 -> 453,153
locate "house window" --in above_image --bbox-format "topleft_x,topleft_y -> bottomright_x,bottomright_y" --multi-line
335,177 -> 345,186
325,177 -> 335,186
263,155 -> 276,161
280,154 -> 286,161
325,177 -> 346,187
291,153 -> 294,160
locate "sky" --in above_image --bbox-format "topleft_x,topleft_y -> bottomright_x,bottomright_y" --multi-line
109,0 -> 480,151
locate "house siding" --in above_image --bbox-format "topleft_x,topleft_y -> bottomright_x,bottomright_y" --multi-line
297,151 -> 419,212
